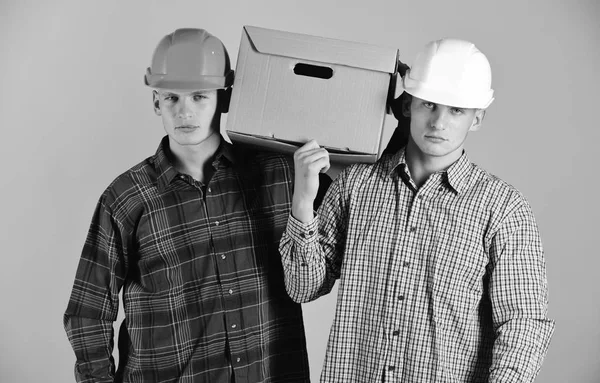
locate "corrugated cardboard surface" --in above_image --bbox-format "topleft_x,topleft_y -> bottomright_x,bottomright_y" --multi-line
226,25 -> 399,163
245,26 -> 397,73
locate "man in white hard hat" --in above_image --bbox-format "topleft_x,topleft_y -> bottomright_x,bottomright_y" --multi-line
280,39 -> 555,382
63,28 -> 324,382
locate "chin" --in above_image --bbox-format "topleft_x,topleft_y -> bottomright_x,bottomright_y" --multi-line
181,138 -> 212,146
418,143 -> 447,156
173,131 -> 213,145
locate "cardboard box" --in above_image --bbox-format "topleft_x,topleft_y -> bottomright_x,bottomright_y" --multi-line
226,26 -> 399,164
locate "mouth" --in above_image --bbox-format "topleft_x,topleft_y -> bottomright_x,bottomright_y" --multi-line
425,135 -> 446,142
176,125 -> 200,131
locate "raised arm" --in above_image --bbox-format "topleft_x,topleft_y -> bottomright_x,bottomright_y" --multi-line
279,140 -> 349,303
63,196 -> 129,383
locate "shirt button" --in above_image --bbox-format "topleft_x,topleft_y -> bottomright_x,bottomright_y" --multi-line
308,230 -> 314,235
236,358 -> 241,363
215,221 -> 220,226
409,226 -> 416,233
403,261 -> 410,267
300,233 -> 306,238
221,254 -> 226,260
393,330 -> 399,336
438,186 -> 443,192
231,324 -> 237,329
207,187 -> 212,193
388,366 -> 395,372
398,295 -> 405,301
417,195 -> 423,200
228,289 -> 233,295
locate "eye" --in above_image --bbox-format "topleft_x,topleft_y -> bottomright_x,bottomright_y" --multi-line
193,94 -> 208,101
423,102 -> 434,109
164,95 -> 178,102
450,107 -> 464,115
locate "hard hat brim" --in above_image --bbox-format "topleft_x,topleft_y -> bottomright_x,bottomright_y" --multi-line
145,70 -> 234,91
400,70 -> 494,109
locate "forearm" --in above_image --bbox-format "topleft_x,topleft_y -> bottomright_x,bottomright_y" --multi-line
489,317 -> 555,382
283,152 -> 347,302
64,313 -> 116,383
279,215 -> 337,303
64,193 -> 128,382
292,194 -> 315,224
488,200 -> 555,382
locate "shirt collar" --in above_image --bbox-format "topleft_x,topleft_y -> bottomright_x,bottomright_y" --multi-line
443,151 -> 472,194
386,147 -> 408,178
387,147 -> 473,194
153,136 -> 236,192
153,136 -> 180,191
216,140 -> 236,167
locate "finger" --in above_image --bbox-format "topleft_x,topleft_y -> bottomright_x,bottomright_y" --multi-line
294,140 -> 320,157
302,139 -> 319,150
307,156 -> 330,174
298,148 -> 329,166
295,149 -> 328,168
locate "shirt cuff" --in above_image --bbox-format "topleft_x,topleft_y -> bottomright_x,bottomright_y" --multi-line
286,213 -> 319,244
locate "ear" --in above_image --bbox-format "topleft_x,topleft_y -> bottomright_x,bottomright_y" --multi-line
469,109 -> 486,131
152,91 -> 161,116
218,88 -> 232,114
401,94 -> 412,118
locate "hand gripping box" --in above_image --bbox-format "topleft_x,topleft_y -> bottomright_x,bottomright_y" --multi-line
226,26 -> 400,164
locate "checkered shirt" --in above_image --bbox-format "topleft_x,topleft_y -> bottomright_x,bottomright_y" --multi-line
280,148 -> 555,382
64,136 -> 310,382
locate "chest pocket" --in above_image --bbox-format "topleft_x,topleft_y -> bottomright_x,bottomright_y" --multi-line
428,215 -> 489,327
135,206 -> 213,294
349,178 -> 400,257
432,229 -> 488,292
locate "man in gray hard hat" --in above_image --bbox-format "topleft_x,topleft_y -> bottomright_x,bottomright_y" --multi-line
281,38 -> 555,382
64,28 -> 323,382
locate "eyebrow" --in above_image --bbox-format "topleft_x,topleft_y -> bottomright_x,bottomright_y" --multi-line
160,91 -> 211,98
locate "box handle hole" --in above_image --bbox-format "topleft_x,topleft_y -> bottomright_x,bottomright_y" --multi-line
293,63 -> 333,79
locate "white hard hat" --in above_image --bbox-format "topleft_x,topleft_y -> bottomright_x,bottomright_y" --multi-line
400,39 -> 494,109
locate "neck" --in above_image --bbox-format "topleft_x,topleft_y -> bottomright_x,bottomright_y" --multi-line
170,131 -> 222,184
405,139 -> 463,188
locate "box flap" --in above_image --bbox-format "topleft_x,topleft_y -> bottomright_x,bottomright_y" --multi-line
244,25 -> 398,74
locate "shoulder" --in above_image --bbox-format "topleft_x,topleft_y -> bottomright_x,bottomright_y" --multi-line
468,164 -> 535,222
471,165 -> 527,201
230,147 -> 295,193
253,151 -> 295,173
232,145 -> 293,170
338,153 -> 394,188
97,155 -> 158,215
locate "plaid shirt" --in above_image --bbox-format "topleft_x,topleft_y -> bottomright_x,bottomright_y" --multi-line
280,148 -> 555,382
64,136 -> 310,383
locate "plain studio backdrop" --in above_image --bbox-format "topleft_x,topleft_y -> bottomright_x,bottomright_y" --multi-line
1,0 -> 598,382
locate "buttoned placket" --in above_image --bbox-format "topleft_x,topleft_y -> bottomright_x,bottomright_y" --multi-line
384,170 -> 442,379
382,173 -> 417,379
186,174 -> 240,374
203,176 -> 247,374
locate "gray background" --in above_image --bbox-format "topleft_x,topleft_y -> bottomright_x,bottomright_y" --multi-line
1,0 -> 598,382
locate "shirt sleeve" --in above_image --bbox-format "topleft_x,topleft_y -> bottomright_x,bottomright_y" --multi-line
487,199 -> 555,383
63,195 -> 129,383
279,169 -> 349,303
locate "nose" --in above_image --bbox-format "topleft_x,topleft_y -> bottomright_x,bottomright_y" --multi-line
430,109 -> 448,130
176,98 -> 194,119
